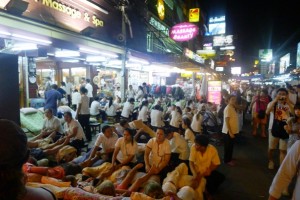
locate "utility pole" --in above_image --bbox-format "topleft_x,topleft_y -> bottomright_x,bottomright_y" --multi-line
120,1 -> 127,102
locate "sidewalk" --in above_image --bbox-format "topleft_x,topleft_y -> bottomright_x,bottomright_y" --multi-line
213,118 -> 290,200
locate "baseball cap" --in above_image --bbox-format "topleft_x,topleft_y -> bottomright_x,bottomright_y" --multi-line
0,119 -> 28,168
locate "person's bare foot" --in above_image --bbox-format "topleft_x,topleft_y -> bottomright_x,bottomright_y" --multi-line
133,163 -> 144,170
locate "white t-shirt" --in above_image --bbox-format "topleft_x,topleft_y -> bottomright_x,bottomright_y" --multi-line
126,89 -> 135,99
121,102 -> 134,118
191,113 -> 203,133
246,90 -> 253,103
222,104 -> 239,134
170,111 -> 182,128
115,137 -> 138,163
289,92 -> 297,105
138,106 -> 149,122
184,128 -> 195,148
115,90 -> 121,99
267,102 -> 291,130
90,101 -> 101,115
78,95 -> 90,115
64,119 -> 85,141
94,132 -> 119,152
71,92 -> 81,105
147,138 -> 171,167
85,83 -> 93,98
105,102 -> 118,116
169,132 -> 189,160
43,116 -> 63,133
66,82 -> 73,95
150,109 -> 165,127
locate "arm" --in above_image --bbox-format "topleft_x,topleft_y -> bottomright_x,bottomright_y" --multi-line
111,146 -> 120,166
157,153 -> 171,173
67,126 -> 78,139
225,117 -> 235,138
266,98 -> 278,115
75,103 -> 81,119
88,145 -> 100,160
144,146 -> 151,172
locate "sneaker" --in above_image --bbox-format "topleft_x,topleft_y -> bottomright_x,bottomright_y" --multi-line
268,161 -> 274,170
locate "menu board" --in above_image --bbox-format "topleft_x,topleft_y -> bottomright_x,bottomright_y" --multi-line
207,81 -> 222,104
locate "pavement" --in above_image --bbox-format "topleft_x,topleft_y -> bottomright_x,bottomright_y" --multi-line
213,117 -> 291,200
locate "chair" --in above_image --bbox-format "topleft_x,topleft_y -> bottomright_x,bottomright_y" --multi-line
90,122 -> 101,135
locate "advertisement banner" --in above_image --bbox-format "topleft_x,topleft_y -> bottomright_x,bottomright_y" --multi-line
207,81 -> 222,104
189,8 -> 200,22
170,22 -> 199,42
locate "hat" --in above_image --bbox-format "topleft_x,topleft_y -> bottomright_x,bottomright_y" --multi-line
0,119 -> 28,167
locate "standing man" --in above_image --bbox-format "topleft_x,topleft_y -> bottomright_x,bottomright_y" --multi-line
222,95 -> 239,166
266,88 -> 294,170
126,85 -> 136,101
114,86 -> 121,100
85,78 -> 93,106
44,76 -> 52,91
44,84 -> 61,116
66,77 -> 73,107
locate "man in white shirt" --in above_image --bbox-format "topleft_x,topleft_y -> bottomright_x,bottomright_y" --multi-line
90,96 -> 102,117
126,85 -> 136,100
121,98 -> 135,120
85,78 -> 93,106
165,127 -> 189,167
66,77 -> 73,107
63,111 -> 86,153
114,86 -> 121,99
73,125 -> 118,167
71,89 -> 81,111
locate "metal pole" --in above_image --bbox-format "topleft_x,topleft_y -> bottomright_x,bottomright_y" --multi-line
120,5 -> 127,102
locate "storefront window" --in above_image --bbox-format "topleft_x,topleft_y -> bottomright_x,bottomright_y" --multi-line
71,67 -> 86,89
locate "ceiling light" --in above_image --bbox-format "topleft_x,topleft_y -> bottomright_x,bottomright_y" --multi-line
78,0 -> 108,14
129,57 -> 149,65
11,43 -> 38,51
106,59 -> 122,66
12,34 -> 52,44
0,30 -> 11,35
80,47 -> 118,58
62,59 -> 80,63
86,56 -> 106,62
55,50 -> 80,57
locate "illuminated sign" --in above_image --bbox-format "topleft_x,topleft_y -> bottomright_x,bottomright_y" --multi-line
206,16 -> 226,36
259,49 -> 273,62
184,48 -> 205,64
279,53 -> 290,74
196,49 -> 216,59
170,22 -> 199,42
216,67 -> 224,72
37,0 -> 104,27
231,67 -> 241,75
213,35 -> 233,47
149,17 -> 169,36
157,0 -> 165,20
208,81 -> 222,104
189,8 -> 200,22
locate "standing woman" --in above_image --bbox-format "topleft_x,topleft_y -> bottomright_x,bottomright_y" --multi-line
169,106 -> 183,132
182,117 -> 196,148
191,109 -> 204,134
76,86 -> 91,142
138,100 -> 149,124
111,128 -> 138,169
222,95 -> 239,166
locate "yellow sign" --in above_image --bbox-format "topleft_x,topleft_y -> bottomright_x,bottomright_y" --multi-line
189,8 -> 200,22
157,0 -> 165,20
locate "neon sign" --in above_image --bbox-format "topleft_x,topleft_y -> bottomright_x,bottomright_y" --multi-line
169,22 -> 199,42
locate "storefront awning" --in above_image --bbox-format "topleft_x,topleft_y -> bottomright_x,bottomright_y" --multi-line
0,11 -> 124,54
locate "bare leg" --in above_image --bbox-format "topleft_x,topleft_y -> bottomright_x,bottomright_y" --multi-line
43,137 -> 70,156
27,141 -> 39,148
118,163 -> 144,189
279,150 -> 287,165
261,124 -> 266,137
252,117 -> 257,135
129,172 -> 153,192
268,149 -> 274,163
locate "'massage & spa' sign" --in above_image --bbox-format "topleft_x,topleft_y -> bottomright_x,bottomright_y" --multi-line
169,22 -> 199,42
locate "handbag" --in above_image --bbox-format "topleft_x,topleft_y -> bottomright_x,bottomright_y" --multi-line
271,103 -> 289,139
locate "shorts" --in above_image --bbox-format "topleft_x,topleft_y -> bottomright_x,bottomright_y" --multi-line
30,148 -> 45,160
268,130 -> 288,150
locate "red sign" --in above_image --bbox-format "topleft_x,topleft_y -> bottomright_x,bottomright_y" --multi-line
169,22 -> 199,42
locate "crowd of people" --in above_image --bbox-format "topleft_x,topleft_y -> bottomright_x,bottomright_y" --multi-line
1,79 -> 300,200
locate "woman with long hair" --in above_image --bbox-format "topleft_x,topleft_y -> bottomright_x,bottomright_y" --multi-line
104,96 -> 119,118
182,117 -> 196,148
138,100 -> 149,124
150,104 -> 165,131
191,107 -> 204,134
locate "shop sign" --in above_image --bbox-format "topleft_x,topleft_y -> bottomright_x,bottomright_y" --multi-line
207,81 -> 222,105
213,35 -> 233,47
149,17 -> 169,36
184,48 -> 205,64
170,22 -> 199,42
157,0 -> 165,20
189,8 -> 200,22
259,49 -> 273,62
36,0 -> 104,27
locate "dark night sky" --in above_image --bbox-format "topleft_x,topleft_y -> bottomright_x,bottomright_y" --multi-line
201,0 -> 300,71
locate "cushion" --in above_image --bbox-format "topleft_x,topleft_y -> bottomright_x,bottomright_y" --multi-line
63,187 -> 122,200
58,106 -> 72,113
38,107 -> 45,113
26,182 -> 68,199
20,107 -> 38,115
130,192 -> 170,200
130,120 -> 155,138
